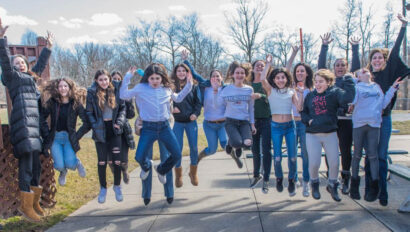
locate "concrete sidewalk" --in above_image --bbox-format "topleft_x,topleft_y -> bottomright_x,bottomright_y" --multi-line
47,136 -> 410,232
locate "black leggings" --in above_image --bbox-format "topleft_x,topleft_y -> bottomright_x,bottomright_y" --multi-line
18,151 -> 41,192
337,119 -> 353,175
95,121 -> 122,188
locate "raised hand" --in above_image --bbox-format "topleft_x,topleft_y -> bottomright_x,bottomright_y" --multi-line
320,32 -> 333,45
265,54 -> 273,64
349,36 -> 361,46
46,31 -> 54,49
127,66 -> 137,75
291,44 -> 300,54
398,13 -> 408,25
393,77 -> 404,89
0,17 -> 9,38
181,49 -> 189,61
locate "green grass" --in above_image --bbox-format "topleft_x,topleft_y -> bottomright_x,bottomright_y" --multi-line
0,110 -> 212,231
392,120 -> 410,135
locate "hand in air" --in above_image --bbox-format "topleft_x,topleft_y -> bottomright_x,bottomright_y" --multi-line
0,17 -> 9,38
320,32 -> 333,45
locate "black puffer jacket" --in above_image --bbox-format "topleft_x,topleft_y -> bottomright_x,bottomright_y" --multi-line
40,98 -> 91,153
0,38 -> 51,157
86,82 -> 126,143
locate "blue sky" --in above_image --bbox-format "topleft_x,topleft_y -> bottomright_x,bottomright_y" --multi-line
0,0 -> 403,52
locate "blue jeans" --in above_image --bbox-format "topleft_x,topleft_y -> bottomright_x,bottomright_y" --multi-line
251,118 -> 272,181
365,115 -> 391,201
142,141 -> 174,199
135,121 -> 182,175
295,120 -> 309,182
202,120 -> 227,156
51,131 -> 78,171
173,121 -> 198,167
271,121 -> 297,180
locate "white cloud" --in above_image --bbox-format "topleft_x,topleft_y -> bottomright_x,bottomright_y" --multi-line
48,17 -> 83,28
218,3 -> 237,11
135,9 -> 155,15
66,35 -> 98,44
0,7 -> 38,26
88,13 -> 123,26
168,5 -> 187,11
98,30 -> 110,35
112,27 -> 126,36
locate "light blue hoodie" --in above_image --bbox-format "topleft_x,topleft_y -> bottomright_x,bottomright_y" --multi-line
351,82 -> 397,128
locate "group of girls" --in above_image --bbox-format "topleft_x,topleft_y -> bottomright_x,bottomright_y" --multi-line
0,12 -> 408,222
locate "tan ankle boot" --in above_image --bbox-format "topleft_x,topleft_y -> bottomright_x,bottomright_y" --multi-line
18,191 -> 41,222
174,167 -> 183,188
189,165 -> 199,186
31,186 -> 45,216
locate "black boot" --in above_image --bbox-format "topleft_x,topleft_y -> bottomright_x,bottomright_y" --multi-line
276,178 -> 283,192
349,176 -> 361,200
365,180 -> 379,202
341,172 -> 350,195
167,197 -> 174,204
121,162 -> 129,184
144,198 -> 151,206
327,182 -> 342,202
311,181 -> 321,200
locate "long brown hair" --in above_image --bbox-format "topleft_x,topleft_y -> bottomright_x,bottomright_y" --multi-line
140,63 -> 173,89
171,63 -> 191,92
94,69 -> 116,110
40,78 -> 85,110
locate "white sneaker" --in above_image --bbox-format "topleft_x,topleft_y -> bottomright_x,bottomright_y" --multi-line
77,160 -> 86,178
153,163 -> 167,184
140,160 -> 153,180
58,169 -> 67,186
302,181 -> 310,197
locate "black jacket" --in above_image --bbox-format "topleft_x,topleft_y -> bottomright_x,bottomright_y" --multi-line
372,26 -> 410,116
0,38 -> 51,157
172,84 -> 201,122
334,76 -> 355,116
301,81 -> 355,134
40,98 -> 91,153
86,82 -> 126,143
122,96 -> 136,150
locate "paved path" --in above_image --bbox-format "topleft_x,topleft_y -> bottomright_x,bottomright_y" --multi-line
47,136 -> 410,232
391,113 -> 410,122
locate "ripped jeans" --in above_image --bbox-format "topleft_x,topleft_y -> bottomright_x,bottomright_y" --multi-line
95,121 -> 122,188
271,120 -> 297,181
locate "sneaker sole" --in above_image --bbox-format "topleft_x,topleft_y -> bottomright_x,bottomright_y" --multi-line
250,178 -> 262,188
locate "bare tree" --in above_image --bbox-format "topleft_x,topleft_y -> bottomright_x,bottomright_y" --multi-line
20,29 -> 38,45
357,0 -> 376,66
383,2 -> 397,49
158,16 -> 183,69
225,0 -> 268,62
301,32 -> 319,67
332,0 -> 358,62
262,26 -> 297,67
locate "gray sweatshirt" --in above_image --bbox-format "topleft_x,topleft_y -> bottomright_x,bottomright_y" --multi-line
218,84 -> 255,123
351,82 -> 397,128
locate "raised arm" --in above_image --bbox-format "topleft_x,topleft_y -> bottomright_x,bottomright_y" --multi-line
349,36 -> 361,73
390,14 -> 408,59
286,45 -> 299,71
260,54 -> 273,96
318,32 -> 333,69
0,18 -> 13,86
383,78 -> 402,109
182,49 -> 210,86
120,67 -> 141,100
31,31 -> 53,76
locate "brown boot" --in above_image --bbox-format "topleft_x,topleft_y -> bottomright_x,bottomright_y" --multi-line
31,186 -> 45,216
18,191 -> 41,222
189,165 -> 199,186
174,167 -> 183,188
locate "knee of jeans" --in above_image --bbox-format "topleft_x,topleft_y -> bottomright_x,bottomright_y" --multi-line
108,161 -> 113,165
274,156 -> 282,163
66,162 -> 77,170
230,140 -> 242,148
290,157 -> 297,163
244,139 -> 252,146
98,161 -> 106,166
114,160 -> 121,166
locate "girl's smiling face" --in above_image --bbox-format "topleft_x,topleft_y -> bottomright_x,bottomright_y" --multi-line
314,75 -> 329,93
97,74 -> 110,90
13,57 -> 28,72
148,74 -> 162,88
